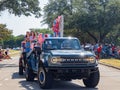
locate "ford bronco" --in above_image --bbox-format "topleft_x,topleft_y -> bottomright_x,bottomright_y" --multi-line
19,37 -> 100,89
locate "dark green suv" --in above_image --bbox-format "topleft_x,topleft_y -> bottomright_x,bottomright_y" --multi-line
24,37 -> 100,89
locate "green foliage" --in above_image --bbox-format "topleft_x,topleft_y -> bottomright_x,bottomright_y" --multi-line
4,35 -> 24,48
43,0 -> 73,28
105,24 -> 120,45
30,28 -> 53,34
3,28 -> 54,48
0,24 -> 12,41
43,0 -> 120,44
64,29 -> 95,44
0,0 -> 41,17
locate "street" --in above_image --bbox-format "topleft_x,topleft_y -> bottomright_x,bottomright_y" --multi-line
0,56 -> 120,90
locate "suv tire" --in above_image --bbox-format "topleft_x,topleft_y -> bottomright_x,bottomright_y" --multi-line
25,64 -> 35,81
19,66 -> 23,75
38,67 -> 53,89
83,70 -> 100,88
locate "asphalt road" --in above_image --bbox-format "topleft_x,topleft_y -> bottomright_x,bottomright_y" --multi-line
0,56 -> 120,90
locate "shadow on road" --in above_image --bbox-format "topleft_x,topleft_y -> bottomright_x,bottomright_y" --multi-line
51,80 -> 98,90
19,80 -> 98,90
0,64 -> 7,68
12,72 -> 98,90
12,72 -> 25,79
0,63 -> 18,68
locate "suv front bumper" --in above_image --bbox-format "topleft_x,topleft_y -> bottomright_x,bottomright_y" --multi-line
45,66 -> 99,79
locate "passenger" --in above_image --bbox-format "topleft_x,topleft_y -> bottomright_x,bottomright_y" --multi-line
29,31 -> 37,42
21,39 -> 26,52
28,42 -> 41,72
25,31 -> 30,39
21,39 -> 26,65
38,33 -> 44,48
34,42 -> 41,55
25,38 -> 31,53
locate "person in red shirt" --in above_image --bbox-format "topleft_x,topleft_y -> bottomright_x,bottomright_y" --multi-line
112,44 -> 116,54
97,44 -> 102,59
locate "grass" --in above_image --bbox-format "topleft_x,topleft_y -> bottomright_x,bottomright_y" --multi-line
99,58 -> 120,68
9,50 -> 21,57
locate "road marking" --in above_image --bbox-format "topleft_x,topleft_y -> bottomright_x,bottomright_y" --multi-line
4,78 -> 9,81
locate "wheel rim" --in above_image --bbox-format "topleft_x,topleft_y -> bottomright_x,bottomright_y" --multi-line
39,68 -> 45,84
40,72 -> 44,82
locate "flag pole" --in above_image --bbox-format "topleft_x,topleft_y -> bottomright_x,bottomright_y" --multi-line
60,15 -> 64,37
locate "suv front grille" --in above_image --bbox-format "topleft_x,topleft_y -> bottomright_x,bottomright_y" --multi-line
60,56 -> 88,65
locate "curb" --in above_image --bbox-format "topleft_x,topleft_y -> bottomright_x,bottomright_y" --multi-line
99,62 -> 120,70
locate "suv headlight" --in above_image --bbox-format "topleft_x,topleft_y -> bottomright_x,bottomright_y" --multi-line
85,56 -> 96,63
51,57 -> 62,64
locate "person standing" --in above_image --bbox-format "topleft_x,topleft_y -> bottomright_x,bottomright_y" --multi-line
97,44 -> 102,59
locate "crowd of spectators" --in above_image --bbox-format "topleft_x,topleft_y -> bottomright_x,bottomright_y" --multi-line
82,43 -> 120,59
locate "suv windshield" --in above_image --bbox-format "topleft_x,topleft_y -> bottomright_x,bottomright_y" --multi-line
43,38 -> 81,50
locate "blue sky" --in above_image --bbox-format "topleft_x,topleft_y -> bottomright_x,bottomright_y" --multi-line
0,0 -> 48,36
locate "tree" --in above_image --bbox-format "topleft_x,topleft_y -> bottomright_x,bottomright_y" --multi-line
30,28 -> 53,34
0,24 -> 12,47
4,35 -> 24,48
82,0 -> 120,43
43,0 -> 120,44
3,28 -> 54,48
0,24 -> 12,40
43,0 -> 73,28
0,0 -> 41,18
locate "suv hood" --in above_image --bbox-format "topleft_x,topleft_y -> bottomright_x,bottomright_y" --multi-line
50,50 -> 94,57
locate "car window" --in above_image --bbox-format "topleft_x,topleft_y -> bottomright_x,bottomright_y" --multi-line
43,39 -> 81,50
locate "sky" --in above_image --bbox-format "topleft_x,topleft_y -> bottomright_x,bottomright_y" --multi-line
0,0 -> 48,36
